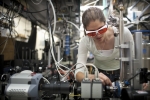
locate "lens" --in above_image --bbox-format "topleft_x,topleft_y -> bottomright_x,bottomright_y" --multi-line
98,28 -> 107,34
87,32 -> 96,37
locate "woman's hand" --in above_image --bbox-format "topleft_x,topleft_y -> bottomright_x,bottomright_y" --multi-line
99,72 -> 112,86
142,83 -> 149,90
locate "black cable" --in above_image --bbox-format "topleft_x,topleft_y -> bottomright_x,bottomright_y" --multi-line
24,0 -> 32,21
12,2 -> 20,59
114,6 -> 132,22
114,5 -> 149,30
0,38 -> 9,46
139,13 -> 150,21
25,0 -> 38,22
8,25 -> 18,59
8,1 -> 20,60
128,72 -> 140,82
103,5 -> 110,11
12,1 -> 24,59
139,23 -> 149,30
30,13 -> 38,21
126,0 -> 130,9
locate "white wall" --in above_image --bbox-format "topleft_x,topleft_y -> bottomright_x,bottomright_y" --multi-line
35,26 -> 60,60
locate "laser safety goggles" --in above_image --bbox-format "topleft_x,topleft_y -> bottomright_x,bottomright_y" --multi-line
85,24 -> 108,37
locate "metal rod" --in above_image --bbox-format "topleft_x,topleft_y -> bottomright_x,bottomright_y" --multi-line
133,32 -> 143,89
119,3 -> 124,81
139,5 -> 150,19
26,47 -> 28,60
57,45 -> 60,62
130,0 -> 140,10
29,48 -> 31,60
22,47 -> 24,59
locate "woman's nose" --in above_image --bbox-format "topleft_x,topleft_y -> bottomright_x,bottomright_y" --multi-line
96,33 -> 102,37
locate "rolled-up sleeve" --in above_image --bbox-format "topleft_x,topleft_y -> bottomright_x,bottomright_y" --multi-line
75,37 -> 89,79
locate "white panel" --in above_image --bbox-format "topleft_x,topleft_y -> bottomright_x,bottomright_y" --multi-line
13,16 -> 31,42
0,6 -> 32,42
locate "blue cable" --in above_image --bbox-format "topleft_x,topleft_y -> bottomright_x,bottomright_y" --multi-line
124,80 -> 130,86
130,30 -> 150,33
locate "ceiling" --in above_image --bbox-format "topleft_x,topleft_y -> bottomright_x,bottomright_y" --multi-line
0,0 -> 80,29
0,0 -> 81,42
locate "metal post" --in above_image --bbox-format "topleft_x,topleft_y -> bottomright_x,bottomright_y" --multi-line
133,32 -> 143,89
29,48 -> 31,60
119,4 -> 124,81
22,47 -> 24,59
57,45 -> 60,62
48,49 -> 51,66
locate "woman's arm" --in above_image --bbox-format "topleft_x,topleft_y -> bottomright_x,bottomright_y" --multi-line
75,37 -> 89,80
76,72 -> 94,82
75,37 -> 112,85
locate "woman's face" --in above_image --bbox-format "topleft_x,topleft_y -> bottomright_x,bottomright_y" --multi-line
85,20 -> 107,42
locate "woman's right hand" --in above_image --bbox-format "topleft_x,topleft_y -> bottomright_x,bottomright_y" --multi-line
99,72 -> 112,86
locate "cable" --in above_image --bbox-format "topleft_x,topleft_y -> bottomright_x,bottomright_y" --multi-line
48,0 -> 56,35
47,0 -> 82,80
47,0 -> 59,73
130,0 -> 140,10
47,0 -> 73,79
0,37 -> 9,46
0,36 -> 8,54
52,20 -> 80,32
140,23 -> 149,30
94,0 -> 99,6
30,13 -> 38,21
25,0 -> 32,21
124,70 -> 141,86
55,58 -> 70,71
84,0 -> 99,6
42,77 -> 50,84
61,63 -> 88,81
127,72 -> 140,82
48,23 -> 63,77
86,63 -> 99,79
7,2 -> 19,59
31,0 -> 43,5
114,6 -> 132,22
66,20 -> 80,31
139,13 -> 150,20
14,16 -> 21,27
103,5 -> 110,11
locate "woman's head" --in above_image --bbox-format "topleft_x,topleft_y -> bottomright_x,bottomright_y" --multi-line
82,7 -> 106,29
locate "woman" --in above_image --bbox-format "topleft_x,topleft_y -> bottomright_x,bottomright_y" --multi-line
75,7 -> 134,86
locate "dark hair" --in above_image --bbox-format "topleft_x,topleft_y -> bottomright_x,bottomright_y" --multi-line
82,7 -> 106,29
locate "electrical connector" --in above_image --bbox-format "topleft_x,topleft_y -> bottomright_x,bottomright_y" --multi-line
81,79 -> 91,98
92,79 -> 103,98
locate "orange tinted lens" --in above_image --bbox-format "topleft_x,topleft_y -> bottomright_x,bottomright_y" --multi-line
87,32 -> 96,37
98,28 -> 107,34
